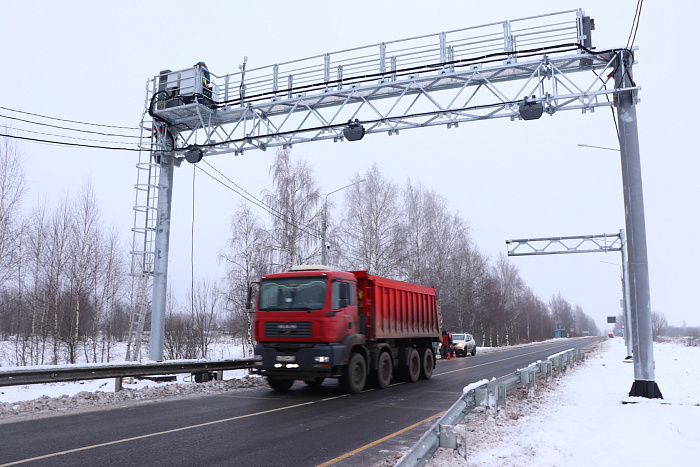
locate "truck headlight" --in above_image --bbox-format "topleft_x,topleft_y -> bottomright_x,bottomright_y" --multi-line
314,356 -> 330,363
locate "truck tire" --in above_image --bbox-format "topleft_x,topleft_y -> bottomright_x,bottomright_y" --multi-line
376,351 -> 393,389
341,352 -> 367,394
419,348 -> 434,380
406,348 -> 421,382
268,377 -> 294,391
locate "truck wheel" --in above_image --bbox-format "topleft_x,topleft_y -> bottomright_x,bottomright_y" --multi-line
376,352 -> 393,389
268,377 -> 294,391
406,348 -> 421,382
341,353 -> 367,394
419,348 -> 434,380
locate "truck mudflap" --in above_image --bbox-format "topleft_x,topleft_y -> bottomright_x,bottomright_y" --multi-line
252,334 -> 366,379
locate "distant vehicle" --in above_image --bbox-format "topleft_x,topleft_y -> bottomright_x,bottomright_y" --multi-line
451,333 -> 476,357
608,331 -> 614,338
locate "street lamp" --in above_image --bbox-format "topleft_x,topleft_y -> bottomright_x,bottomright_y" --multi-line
577,143 -> 620,152
321,179 -> 366,265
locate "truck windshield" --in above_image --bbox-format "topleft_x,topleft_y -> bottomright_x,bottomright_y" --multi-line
259,277 -> 328,311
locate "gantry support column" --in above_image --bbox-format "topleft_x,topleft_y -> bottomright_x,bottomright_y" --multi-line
615,50 -> 662,398
150,151 -> 175,362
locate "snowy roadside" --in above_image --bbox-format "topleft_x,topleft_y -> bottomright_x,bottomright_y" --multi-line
420,337 -> 700,467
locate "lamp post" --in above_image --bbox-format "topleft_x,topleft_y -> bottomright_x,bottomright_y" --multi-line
321,179 -> 365,265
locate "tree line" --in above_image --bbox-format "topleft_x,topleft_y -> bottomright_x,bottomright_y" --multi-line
220,148 -> 600,354
1,137 -> 599,366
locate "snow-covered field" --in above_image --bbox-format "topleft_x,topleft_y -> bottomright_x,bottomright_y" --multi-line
2,338 -> 698,467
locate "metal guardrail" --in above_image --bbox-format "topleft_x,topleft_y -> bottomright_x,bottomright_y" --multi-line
396,348 -> 586,466
0,359 -> 255,388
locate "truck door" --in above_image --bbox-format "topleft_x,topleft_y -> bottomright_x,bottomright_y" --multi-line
332,280 -> 358,337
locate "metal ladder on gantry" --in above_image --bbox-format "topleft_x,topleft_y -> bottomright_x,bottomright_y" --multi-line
130,8 -> 660,397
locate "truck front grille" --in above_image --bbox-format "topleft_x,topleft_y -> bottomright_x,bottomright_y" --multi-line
265,321 -> 312,338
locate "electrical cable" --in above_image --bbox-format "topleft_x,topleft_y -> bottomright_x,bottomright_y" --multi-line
191,166 -> 195,314
193,163 -> 320,239
592,69 -> 620,141
0,113 -> 140,138
0,105 -> 139,130
626,0 -> 644,49
200,159 -> 288,220
10,126 -> 140,146
0,133 -> 142,151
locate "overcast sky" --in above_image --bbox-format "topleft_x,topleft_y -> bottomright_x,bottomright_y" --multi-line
2,0 -> 698,332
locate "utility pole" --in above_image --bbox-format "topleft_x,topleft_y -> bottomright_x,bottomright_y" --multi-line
615,50 -> 662,398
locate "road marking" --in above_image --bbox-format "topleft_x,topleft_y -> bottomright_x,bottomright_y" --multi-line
0,394 -> 350,467
315,412 -> 445,467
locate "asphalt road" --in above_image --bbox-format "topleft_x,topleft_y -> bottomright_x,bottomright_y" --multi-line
0,338 -> 601,467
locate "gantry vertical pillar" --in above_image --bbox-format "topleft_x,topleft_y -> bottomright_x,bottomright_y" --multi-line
615,50 -> 662,398
150,150 -> 175,362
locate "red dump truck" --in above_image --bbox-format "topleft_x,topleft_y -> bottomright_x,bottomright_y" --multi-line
252,266 -> 440,393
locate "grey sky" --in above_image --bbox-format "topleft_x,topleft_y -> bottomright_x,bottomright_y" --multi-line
2,0 -> 698,331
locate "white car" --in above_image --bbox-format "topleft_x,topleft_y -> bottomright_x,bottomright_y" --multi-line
451,333 -> 476,357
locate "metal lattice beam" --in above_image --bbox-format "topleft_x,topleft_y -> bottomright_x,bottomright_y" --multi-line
142,9 -> 621,159
506,232 -> 622,256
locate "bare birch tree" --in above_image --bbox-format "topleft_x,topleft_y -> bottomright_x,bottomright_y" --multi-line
219,204 -> 270,356
338,165 -> 403,276
0,129 -> 27,287
262,148 -> 321,269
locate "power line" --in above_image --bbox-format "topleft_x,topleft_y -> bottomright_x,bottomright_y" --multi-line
0,113 -> 140,138
1,133 -> 142,152
193,162 -> 320,239
11,126 -> 140,146
0,105 -> 139,130
626,0 -> 644,49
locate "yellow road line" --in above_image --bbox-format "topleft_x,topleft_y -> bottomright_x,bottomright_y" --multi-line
315,411 -> 445,467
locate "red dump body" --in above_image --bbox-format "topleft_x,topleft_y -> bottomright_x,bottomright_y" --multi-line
252,268 -> 441,393
352,271 -> 440,341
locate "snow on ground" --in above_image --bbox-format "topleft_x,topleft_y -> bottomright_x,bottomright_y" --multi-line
1,338 -> 698,467
423,337 -> 700,467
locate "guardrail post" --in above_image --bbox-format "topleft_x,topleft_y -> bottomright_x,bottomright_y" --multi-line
115,377 -> 123,392
498,382 -> 507,410
439,424 -> 457,449
475,386 -> 488,407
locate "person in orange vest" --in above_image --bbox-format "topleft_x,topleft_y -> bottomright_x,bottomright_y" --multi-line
441,330 -> 452,360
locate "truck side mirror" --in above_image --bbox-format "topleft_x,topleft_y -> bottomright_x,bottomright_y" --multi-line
246,282 -> 259,310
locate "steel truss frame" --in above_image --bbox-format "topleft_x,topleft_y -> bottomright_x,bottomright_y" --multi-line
505,232 -> 622,256
144,9 -> 629,159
